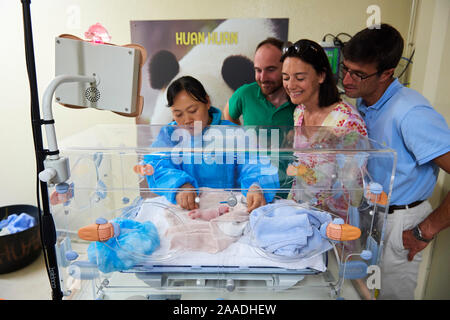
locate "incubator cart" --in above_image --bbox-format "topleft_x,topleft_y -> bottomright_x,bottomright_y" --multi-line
47,124 -> 396,300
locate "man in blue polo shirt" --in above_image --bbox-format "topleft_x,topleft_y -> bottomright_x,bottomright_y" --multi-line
342,23 -> 450,300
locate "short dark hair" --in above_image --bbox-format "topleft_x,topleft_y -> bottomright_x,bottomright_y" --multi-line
342,23 -> 404,72
256,37 -> 284,52
281,39 -> 340,108
166,76 -> 208,107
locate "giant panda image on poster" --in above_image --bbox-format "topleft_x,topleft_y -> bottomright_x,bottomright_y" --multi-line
131,18 -> 288,124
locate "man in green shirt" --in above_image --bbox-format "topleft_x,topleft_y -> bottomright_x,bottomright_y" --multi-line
224,38 -> 296,198
223,37 -> 296,126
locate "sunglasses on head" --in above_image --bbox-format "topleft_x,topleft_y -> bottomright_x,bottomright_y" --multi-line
282,40 -> 319,56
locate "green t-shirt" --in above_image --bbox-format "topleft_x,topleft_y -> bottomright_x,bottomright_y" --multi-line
228,82 -> 296,126
229,82 -> 295,198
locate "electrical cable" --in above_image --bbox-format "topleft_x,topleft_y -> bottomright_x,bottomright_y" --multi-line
322,33 -> 337,42
22,0 -> 52,284
397,48 -> 415,80
336,32 -> 352,40
322,32 -> 352,48
21,0 -> 63,300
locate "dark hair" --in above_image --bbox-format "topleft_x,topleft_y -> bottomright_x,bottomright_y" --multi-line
342,23 -> 404,73
166,76 -> 208,107
256,37 -> 284,52
281,39 -> 339,107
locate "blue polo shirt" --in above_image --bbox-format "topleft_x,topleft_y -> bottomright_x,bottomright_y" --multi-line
357,78 -> 450,205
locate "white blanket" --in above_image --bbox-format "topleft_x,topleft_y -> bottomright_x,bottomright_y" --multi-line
133,195 -> 327,272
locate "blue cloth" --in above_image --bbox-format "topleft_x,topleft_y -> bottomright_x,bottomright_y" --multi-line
357,79 -> 450,205
249,202 -> 333,258
0,213 -> 36,234
87,218 -> 160,273
144,106 -> 280,204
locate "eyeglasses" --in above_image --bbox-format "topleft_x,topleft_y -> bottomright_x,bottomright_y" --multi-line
340,62 -> 379,82
282,40 -> 318,56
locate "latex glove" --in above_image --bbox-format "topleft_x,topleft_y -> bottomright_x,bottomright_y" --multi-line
246,185 -> 266,213
176,183 -> 199,210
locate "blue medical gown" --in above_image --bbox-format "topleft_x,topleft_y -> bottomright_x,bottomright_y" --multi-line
143,107 -> 280,204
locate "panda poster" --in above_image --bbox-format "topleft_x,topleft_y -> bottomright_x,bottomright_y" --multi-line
130,18 -> 289,125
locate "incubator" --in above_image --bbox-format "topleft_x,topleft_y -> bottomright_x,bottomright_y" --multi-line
48,124 -> 396,300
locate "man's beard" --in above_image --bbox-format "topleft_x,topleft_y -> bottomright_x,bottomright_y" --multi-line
258,80 -> 282,96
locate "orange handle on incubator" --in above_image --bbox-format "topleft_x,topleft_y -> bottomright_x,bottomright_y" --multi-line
133,164 -> 154,176
365,189 -> 388,206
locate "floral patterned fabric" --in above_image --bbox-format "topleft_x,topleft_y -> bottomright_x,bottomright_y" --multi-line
293,102 -> 367,136
290,101 -> 368,216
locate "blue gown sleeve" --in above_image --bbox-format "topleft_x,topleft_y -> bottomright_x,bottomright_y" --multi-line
237,154 -> 280,203
143,127 -> 198,204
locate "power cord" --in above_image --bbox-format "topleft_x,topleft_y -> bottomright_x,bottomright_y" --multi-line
322,32 -> 352,48
397,48 -> 415,81
36,172 -> 51,285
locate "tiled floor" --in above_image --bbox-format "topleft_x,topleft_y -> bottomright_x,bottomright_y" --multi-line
0,253 -> 52,300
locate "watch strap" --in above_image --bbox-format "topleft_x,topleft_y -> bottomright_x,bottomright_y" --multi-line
412,225 -> 433,243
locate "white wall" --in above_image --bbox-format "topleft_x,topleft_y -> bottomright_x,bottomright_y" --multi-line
409,0 -> 450,300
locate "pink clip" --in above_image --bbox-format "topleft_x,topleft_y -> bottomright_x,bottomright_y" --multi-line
84,23 -> 111,44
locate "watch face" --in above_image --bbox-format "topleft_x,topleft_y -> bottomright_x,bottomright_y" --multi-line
413,226 -> 431,243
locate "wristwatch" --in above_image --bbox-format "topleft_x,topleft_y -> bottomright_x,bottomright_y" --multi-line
412,225 -> 433,243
